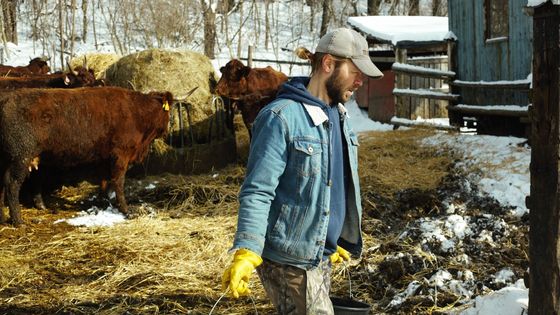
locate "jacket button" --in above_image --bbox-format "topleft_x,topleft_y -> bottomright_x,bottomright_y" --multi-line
308,146 -> 314,153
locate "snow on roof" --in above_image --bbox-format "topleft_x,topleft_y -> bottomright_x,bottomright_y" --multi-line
347,16 -> 449,45
527,0 -> 560,7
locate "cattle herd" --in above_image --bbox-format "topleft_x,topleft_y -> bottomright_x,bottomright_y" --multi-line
0,57 -> 173,226
0,56 -> 290,227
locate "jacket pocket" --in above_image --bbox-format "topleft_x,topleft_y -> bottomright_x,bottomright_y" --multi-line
268,204 -> 316,260
292,139 -> 322,177
347,133 -> 360,169
349,133 -> 360,147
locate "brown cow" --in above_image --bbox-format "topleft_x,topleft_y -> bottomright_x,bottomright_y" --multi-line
215,59 -> 288,137
0,66 -> 99,89
0,65 -> 103,213
0,87 -> 172,226
0,57 -> 51,76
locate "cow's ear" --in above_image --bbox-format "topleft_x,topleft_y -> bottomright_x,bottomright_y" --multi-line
164,91 -> 174,104
64,75 -> 71,85
241,66 -> 251,77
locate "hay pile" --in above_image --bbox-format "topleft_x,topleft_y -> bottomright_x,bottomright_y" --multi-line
105,49 -> 223,145
70,52 -> 121,79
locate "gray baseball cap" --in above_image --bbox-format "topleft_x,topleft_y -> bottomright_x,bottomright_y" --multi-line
315,27 -> 383,79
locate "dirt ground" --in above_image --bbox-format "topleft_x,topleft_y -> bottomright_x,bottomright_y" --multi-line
0,128 -> 528,314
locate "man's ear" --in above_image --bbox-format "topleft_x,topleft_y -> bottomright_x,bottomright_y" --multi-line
322,54 -> 336,74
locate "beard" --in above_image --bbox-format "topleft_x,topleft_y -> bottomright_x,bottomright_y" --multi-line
325,66 -> 352,106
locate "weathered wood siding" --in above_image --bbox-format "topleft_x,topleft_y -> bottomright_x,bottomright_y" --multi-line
448,0 -> 532,106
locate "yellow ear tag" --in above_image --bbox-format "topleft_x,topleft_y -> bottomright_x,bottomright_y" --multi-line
163,101 -> 170,111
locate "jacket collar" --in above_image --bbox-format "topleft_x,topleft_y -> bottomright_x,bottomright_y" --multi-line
303,103 -> 350,126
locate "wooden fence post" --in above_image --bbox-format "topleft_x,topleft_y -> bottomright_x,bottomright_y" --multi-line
528,2 -> 560,313
394,47 -> 408,118
447,40 -> 460,126
247,45 -> 253,68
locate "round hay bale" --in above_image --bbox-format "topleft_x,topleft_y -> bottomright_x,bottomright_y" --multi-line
105,49 -> 222,144
70,52 -> 120,79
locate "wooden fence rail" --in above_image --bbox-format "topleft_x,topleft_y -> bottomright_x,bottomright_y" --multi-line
392,49 -> 455,123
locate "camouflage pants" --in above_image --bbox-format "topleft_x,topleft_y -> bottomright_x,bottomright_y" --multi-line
256,258 -> 334,315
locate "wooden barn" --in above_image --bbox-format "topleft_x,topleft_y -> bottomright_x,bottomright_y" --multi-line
348,16 -> 456,128
447,0 -> 533,136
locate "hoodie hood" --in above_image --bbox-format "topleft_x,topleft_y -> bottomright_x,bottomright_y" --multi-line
276,76 -> 328,110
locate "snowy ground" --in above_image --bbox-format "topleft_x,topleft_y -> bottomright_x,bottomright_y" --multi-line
355,106 -> 530,314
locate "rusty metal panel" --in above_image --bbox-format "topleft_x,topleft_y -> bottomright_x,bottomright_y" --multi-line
354,79 -> 369,109
354,70 -> 396,123
368,70 -> 396,123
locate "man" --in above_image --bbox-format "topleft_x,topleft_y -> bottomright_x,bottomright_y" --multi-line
222,27 -> 383,314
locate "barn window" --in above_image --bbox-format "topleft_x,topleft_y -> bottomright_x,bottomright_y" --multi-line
485,0 -> 509,41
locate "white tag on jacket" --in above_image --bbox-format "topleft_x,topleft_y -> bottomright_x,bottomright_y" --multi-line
303,104 -> 328,126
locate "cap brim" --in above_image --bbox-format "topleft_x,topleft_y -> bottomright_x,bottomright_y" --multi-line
352,56 -> 383,79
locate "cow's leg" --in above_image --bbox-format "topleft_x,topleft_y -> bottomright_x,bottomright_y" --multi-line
100,179 -> 108,193
0,154 -> 7,223
0,191 -> 4,224
99,163 -> 113,201
0,167 -> 6,224
4,162 -> 28,226
110,158 -> 130,215
28,171 -> 47,211
242,114 -> 253,140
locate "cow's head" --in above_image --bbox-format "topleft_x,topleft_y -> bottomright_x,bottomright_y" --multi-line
148,91 -> 174,111
216,59 -> 251,98
64,65 -> 97,87
28,57 -> 51,74
148,91 -> 174,136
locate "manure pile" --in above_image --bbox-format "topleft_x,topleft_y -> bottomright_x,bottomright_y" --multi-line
0,129 -> 528,314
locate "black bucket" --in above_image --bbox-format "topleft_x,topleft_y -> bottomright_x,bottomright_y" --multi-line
331,296 -> 371,315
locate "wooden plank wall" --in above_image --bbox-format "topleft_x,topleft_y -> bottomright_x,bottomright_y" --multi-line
448,0 -> 532,106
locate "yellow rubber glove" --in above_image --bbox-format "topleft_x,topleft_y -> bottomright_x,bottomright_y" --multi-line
329,246 -> 351,264
221,249 -> 263,298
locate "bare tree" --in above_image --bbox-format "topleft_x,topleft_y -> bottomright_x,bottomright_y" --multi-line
367,0 -> 381,15
237,1 -> 243,57
252,0 -> 260,48
81,0 -> 88,41
69,0 -> 77,58
388,0 -> 399,15
92,0 -> 98,49
201,0 -> 217,58
350,0 -> 358,16
58,0 -> 64,67
319,0 -> 331,37
408,0 -> 419,15
99,0 -> 125,55
306,0 -> 317,32
1,0 -> 18,44
432,0 -> 447,16
264,0 -> 271,49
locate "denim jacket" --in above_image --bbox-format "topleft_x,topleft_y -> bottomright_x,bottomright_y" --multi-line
231,95 -> 363,270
